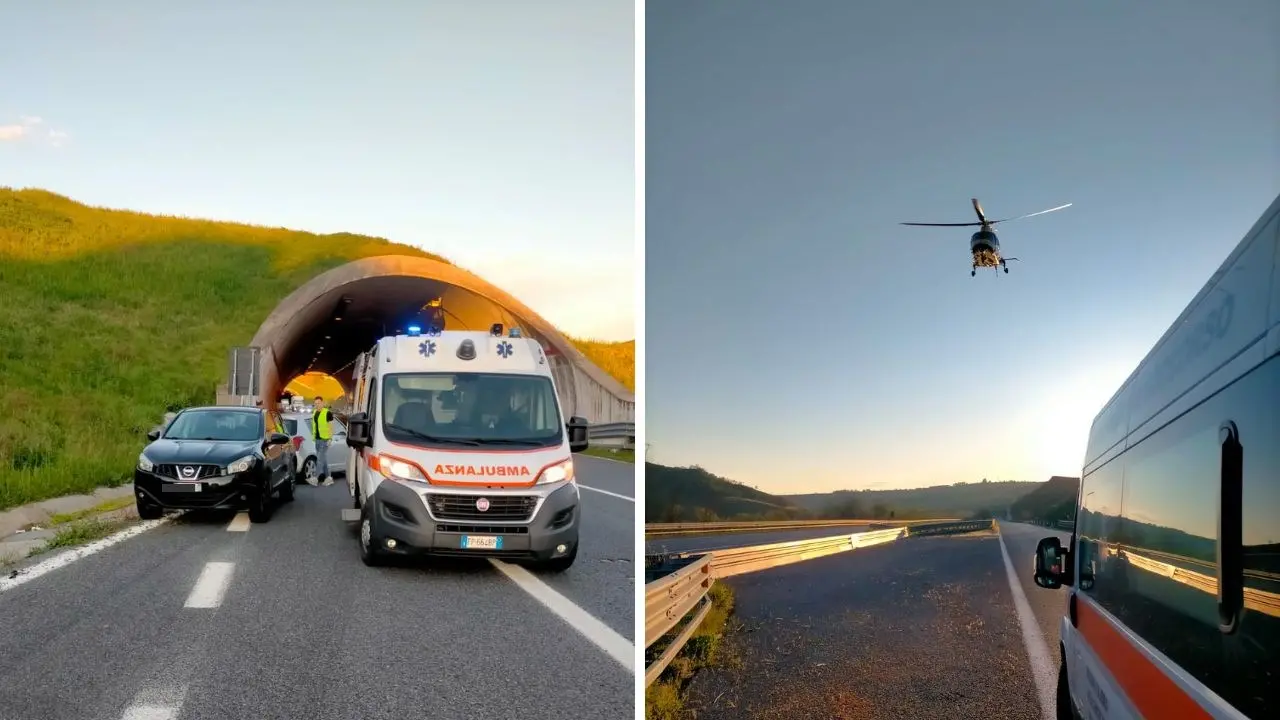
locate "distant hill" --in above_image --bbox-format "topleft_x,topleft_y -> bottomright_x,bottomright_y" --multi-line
644,463 -> 807,523
783,479 -> 1042,520
1009,475 -> 1079,524
645,462 -> 1063,523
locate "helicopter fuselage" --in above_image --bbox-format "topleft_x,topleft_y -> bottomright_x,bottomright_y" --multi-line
970,228 -> 1003,268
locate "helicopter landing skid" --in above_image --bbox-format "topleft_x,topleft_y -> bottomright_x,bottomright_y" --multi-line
972,257 -> 1018,277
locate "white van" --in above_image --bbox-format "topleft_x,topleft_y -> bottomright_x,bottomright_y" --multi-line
342,327 -> 591,572
1032,191 -> 1280,719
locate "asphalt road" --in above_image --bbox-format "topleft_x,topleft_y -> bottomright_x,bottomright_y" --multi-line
645,524 -> 873,555
0,455 -> 635,720
682,522 -> 1074,720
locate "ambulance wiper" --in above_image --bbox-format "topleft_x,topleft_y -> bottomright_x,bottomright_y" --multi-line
470,438 -> 545,446
385,423 -> 482,446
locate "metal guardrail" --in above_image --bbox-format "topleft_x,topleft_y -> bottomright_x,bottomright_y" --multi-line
645,518 -> 961,537
588,421 -> 634,442
642,518 -> 996,686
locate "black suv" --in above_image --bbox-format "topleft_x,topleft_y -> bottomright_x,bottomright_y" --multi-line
134,406 -> 296,523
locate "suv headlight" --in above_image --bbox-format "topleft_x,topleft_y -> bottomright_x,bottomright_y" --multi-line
138,454 -> 155,472
226,455 -> 256,474
536,458 -> 575,485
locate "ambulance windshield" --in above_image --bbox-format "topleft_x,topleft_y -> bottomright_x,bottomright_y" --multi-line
381,372 -> 564,449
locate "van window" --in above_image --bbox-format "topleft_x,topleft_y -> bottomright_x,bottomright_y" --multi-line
381,372 -> 562,450
1078,356 -> 1280,717
282,418 -> 298,436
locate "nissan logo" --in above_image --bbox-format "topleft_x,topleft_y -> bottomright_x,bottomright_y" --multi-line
475,498 -> 491,512
180,466 -> 197,478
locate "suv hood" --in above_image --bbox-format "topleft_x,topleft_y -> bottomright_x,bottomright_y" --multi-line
144,439 -> 260,466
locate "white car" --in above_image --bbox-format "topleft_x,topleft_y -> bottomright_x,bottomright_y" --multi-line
281,411 -> 349,484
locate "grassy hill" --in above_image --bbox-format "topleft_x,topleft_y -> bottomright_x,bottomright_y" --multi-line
0,187 -> 633,510
644,463 -> 808,523
1008,475 -> 1079,524
646,461 -> 1061,523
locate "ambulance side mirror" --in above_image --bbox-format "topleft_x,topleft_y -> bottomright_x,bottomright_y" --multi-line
346,412 -> 371,449
1033,536 -> 1071,589
567,416 -> 590,453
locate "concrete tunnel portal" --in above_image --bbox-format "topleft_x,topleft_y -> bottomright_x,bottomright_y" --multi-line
239,255 -> 635,425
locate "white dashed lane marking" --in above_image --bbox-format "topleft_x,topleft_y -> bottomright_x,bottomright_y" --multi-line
184,562 -> 235,609
225,513 -> 250,532
577,484 -> 633,502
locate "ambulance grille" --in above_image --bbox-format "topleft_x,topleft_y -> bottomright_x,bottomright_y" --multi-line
426,494 -> 537,522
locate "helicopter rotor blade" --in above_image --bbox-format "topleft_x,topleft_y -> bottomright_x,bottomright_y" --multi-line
971,198 -> 987,224
899,221 -> 985,227
989,202 -> 1072,225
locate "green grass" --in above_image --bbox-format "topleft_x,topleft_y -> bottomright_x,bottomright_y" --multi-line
47,495 -> 135,526
645,583 -> 737,720
566,337 -> 634,392
0,187 -> 634,511
581,446 -> 635,463
30,517 -> 131,556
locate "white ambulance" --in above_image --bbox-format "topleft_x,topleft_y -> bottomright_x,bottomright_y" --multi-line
341,326 -> 590,572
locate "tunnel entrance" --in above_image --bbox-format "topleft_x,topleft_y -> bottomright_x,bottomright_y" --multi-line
222,255 -> 634,425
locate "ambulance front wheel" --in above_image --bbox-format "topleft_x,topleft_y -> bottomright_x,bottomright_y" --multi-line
358,504 -> 386,567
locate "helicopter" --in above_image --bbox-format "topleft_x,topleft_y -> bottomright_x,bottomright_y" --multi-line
901,198 -> 1071,276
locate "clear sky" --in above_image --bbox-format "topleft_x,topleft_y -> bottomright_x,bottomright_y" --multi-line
1,0 -> 635,341
646,0 -> 1280,494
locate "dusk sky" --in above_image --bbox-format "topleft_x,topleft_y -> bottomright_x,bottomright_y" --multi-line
1,0 -> 635,341
646,0 -> 1280,493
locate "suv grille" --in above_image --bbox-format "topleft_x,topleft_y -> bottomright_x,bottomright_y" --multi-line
426,494 -> 537,522
156,464 -> 222,480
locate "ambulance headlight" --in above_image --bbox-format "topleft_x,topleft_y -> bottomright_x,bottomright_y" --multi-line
375,455 -> 428,483
536,459 -> 575,485
138,454 -> 155,472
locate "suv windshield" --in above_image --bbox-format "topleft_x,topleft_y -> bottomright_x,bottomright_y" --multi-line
164,409 -> 262,442
382,372 -> 563,449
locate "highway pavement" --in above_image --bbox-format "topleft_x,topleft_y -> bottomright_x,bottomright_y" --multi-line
681,521 -> 1074,720
0,455 -> 635,720
645,524 -> 873,555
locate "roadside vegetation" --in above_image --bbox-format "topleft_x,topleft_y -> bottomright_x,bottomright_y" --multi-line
0,188 -> 634,511
581,447 -> 635,463
566,337 -> 634,392
645,583 -> 737,720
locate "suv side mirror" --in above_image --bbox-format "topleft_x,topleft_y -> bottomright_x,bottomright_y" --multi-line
567,415 -> 590,453
346,412 -> 371,449
147,427 -> 162,442
1033,536 -> 1071,589
267,432 -> 291,446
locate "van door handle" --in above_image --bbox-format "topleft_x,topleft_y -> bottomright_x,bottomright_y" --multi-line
1217,421 -> 1244,634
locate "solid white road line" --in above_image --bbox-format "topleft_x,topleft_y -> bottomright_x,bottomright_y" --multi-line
184,561 -> 235,609
225,513 -> 251,532
997,529 -> 1057,720
119,684 -> 188,720
489,559 -> 635,673
0,517 -> 173,594
577,484 -> 634,502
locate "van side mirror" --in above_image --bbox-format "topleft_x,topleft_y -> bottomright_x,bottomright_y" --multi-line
1033,536 -> 1071,589
147,428 -> 162,442
346,412 -> 371,449
567,415 -> 590,453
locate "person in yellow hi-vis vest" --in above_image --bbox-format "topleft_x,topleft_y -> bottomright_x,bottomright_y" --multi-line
308,396 -> 335,487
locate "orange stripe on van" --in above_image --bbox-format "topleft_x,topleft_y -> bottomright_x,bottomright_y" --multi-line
1075,597 -> 1212,720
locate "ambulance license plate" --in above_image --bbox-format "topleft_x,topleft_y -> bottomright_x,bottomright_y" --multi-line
461,535 -> 502,550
